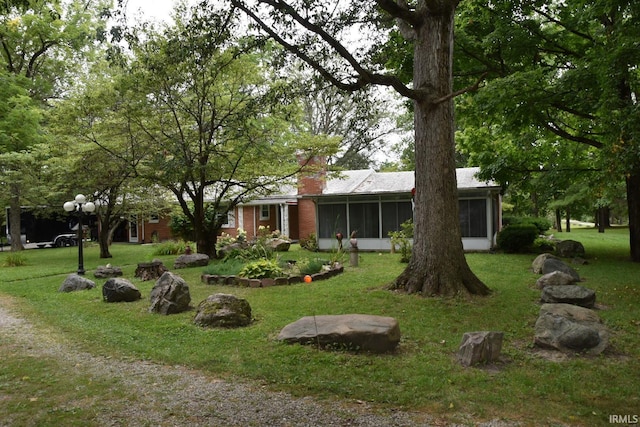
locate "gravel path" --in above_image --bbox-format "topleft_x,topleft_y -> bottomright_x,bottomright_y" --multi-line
0,296 -> 436,427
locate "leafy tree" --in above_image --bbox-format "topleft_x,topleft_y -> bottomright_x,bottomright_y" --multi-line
0,0 -> 109,250
127,3 -> 338,257
301,82 -> 402,169
46,58 -> 166,258
452,0 -> 640,260
231,0 -> 491,296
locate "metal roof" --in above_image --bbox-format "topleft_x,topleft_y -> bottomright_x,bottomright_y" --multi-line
323,167 -> 498,196
244,167 -> 498,205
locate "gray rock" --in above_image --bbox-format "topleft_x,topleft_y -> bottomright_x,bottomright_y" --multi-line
267,238 -> 291,252
102,278 -> 142,302
534,303 -> 609,354
541,285 -> 596,308
59,274 -> 96,293
278,314 -> 401,353
532,253 -> 560,274
194,293 -> 252,328
556,240 -> 585,258
535,270 -> 578,289
457,331 -> 504,367
149,272 -> 191,315
542,258 -> 580,281
174,253 -> 210,269
94,265 -> 123,279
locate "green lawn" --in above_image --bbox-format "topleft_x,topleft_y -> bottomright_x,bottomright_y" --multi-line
0,228 -> 638,426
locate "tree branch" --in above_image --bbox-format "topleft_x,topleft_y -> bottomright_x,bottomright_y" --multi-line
376,0 -> 422,28
433,71 -> 488,104
231,0 -> 420,100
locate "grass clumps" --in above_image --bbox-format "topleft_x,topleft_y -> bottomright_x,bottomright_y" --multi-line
151,240 -> 193,256
2,253 -> 27,267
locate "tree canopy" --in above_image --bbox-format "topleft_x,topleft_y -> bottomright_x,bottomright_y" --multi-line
453,0 -> 640,259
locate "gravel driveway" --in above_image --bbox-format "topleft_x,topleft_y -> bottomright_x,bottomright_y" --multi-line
0,296 -> 520,426
0,295 -> 437,426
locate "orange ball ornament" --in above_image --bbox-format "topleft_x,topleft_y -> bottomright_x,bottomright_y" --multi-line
304,275 -> 312,283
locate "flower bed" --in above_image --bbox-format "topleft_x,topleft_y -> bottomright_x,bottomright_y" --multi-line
201,263 -> 344,288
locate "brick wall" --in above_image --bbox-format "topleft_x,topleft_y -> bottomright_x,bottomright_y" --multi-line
296,155 -> 326,240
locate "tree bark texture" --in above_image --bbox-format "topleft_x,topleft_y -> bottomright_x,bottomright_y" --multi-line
392,4 -> 489,296
627,172 -> 640,262
9,184 -> 24,251
98,217 -> 113,259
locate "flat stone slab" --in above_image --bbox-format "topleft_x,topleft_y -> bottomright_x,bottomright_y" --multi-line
277,314 -> 400,353
541,285 -> 596,308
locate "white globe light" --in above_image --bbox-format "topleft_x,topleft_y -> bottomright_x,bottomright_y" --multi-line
75,194 -> 86,204
63,201 -> 76,212
83,202 -> 96,213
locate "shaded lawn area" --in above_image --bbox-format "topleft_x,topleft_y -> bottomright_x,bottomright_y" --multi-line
0,227 -> 638,426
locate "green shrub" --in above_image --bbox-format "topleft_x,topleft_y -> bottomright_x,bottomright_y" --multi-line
297,258 -> 324,275
496,224 -> 539,253
502,216 -> 552,234
203,259 -> 244,276
300,233 -> 318,252
388,219 -> 414,263
238,259 -> 284,279
3,253 -> 27,267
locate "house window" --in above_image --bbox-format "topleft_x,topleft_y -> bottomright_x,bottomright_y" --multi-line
149,213 -> 159,224
260,205 -> 270,220
219,210 -> 236,228
348,202 -> 379,238
382,201 -> 413,237
318,204 -> 347,238
459,199 -> 487,237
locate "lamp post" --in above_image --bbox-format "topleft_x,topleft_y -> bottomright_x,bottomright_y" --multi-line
63,194 -> 95,275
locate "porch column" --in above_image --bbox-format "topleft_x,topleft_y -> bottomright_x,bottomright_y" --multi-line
280,204 -> 290,238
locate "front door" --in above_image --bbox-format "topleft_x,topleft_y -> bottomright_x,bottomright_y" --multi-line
129,215 -> 138,243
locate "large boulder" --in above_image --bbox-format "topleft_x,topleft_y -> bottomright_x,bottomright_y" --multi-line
94,264 -> 123,279
149,272 -> 191,315
278,314 -> 401,353
174,253 -> 210,269
542,258 -> 581,282
540,285 -> 596,308
59,274 -> 96,293
457,331 -> 504,367
534,303 -> 609,355
535,270 -> 578,289
532,253 -> 560,274
102,278 -> 142,302
194,293 -> 252,328
556,240 -> 586,258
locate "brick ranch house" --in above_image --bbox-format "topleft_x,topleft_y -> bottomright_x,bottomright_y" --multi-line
124,161 -> 502,252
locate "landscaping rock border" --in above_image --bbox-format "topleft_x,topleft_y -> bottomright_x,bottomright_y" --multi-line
201,264 -> 344,287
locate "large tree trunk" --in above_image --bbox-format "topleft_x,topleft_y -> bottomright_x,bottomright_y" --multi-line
192,190 -> 218,258
627,172 -> 640,262
392,4 -> 489,296
98,216 -> 113,259
9,184 -> 24,251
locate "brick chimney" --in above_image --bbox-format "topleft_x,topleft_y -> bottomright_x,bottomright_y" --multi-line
297,154 -> 326,196
297,154 -> 326,241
